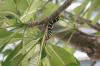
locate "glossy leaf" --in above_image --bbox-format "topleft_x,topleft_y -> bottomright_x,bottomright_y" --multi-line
45,45 -> 80,66
45,45 -> 64,66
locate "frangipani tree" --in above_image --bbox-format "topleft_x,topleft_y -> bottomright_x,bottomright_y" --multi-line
0,0 -> 100,66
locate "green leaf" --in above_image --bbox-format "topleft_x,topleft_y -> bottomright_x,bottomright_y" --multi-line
39,2 -> 58,21
0,29 -> 13,38
0,29 -> 22,52
2,41 -> 22,66
20,0 -> 43,22
20,44 -> 36,66
2,38 -> 40,66
73,0 -> 90,15
45,45 -> 64,66
51,45 -> 77,64
45,45 -> 80,66
0,29 -> 22,38
38,61 -> 43,66
83,0 -> 100,19
95,32 -> 100,36
10,54 -> 24,66
0,0 -> 17,16
93,12 -> 100,23
14,0 -> 29,15
25,27 -> 42,39
41,46 -> 47,59
90,0 -> 100,11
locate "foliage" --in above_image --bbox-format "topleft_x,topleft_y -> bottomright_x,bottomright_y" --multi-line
0,0 -> 99,66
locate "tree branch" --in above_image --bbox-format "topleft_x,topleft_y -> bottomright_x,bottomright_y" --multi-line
63,11 -> 100,31
78,17 -> 100,31
26,0 -> 74,27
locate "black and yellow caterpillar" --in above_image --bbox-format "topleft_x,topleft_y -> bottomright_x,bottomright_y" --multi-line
46,16 -> 60,40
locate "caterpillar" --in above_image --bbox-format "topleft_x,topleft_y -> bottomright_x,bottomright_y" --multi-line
46,16 -> 60,40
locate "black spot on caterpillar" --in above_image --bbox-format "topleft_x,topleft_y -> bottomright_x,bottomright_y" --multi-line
46,16 -> 60,40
